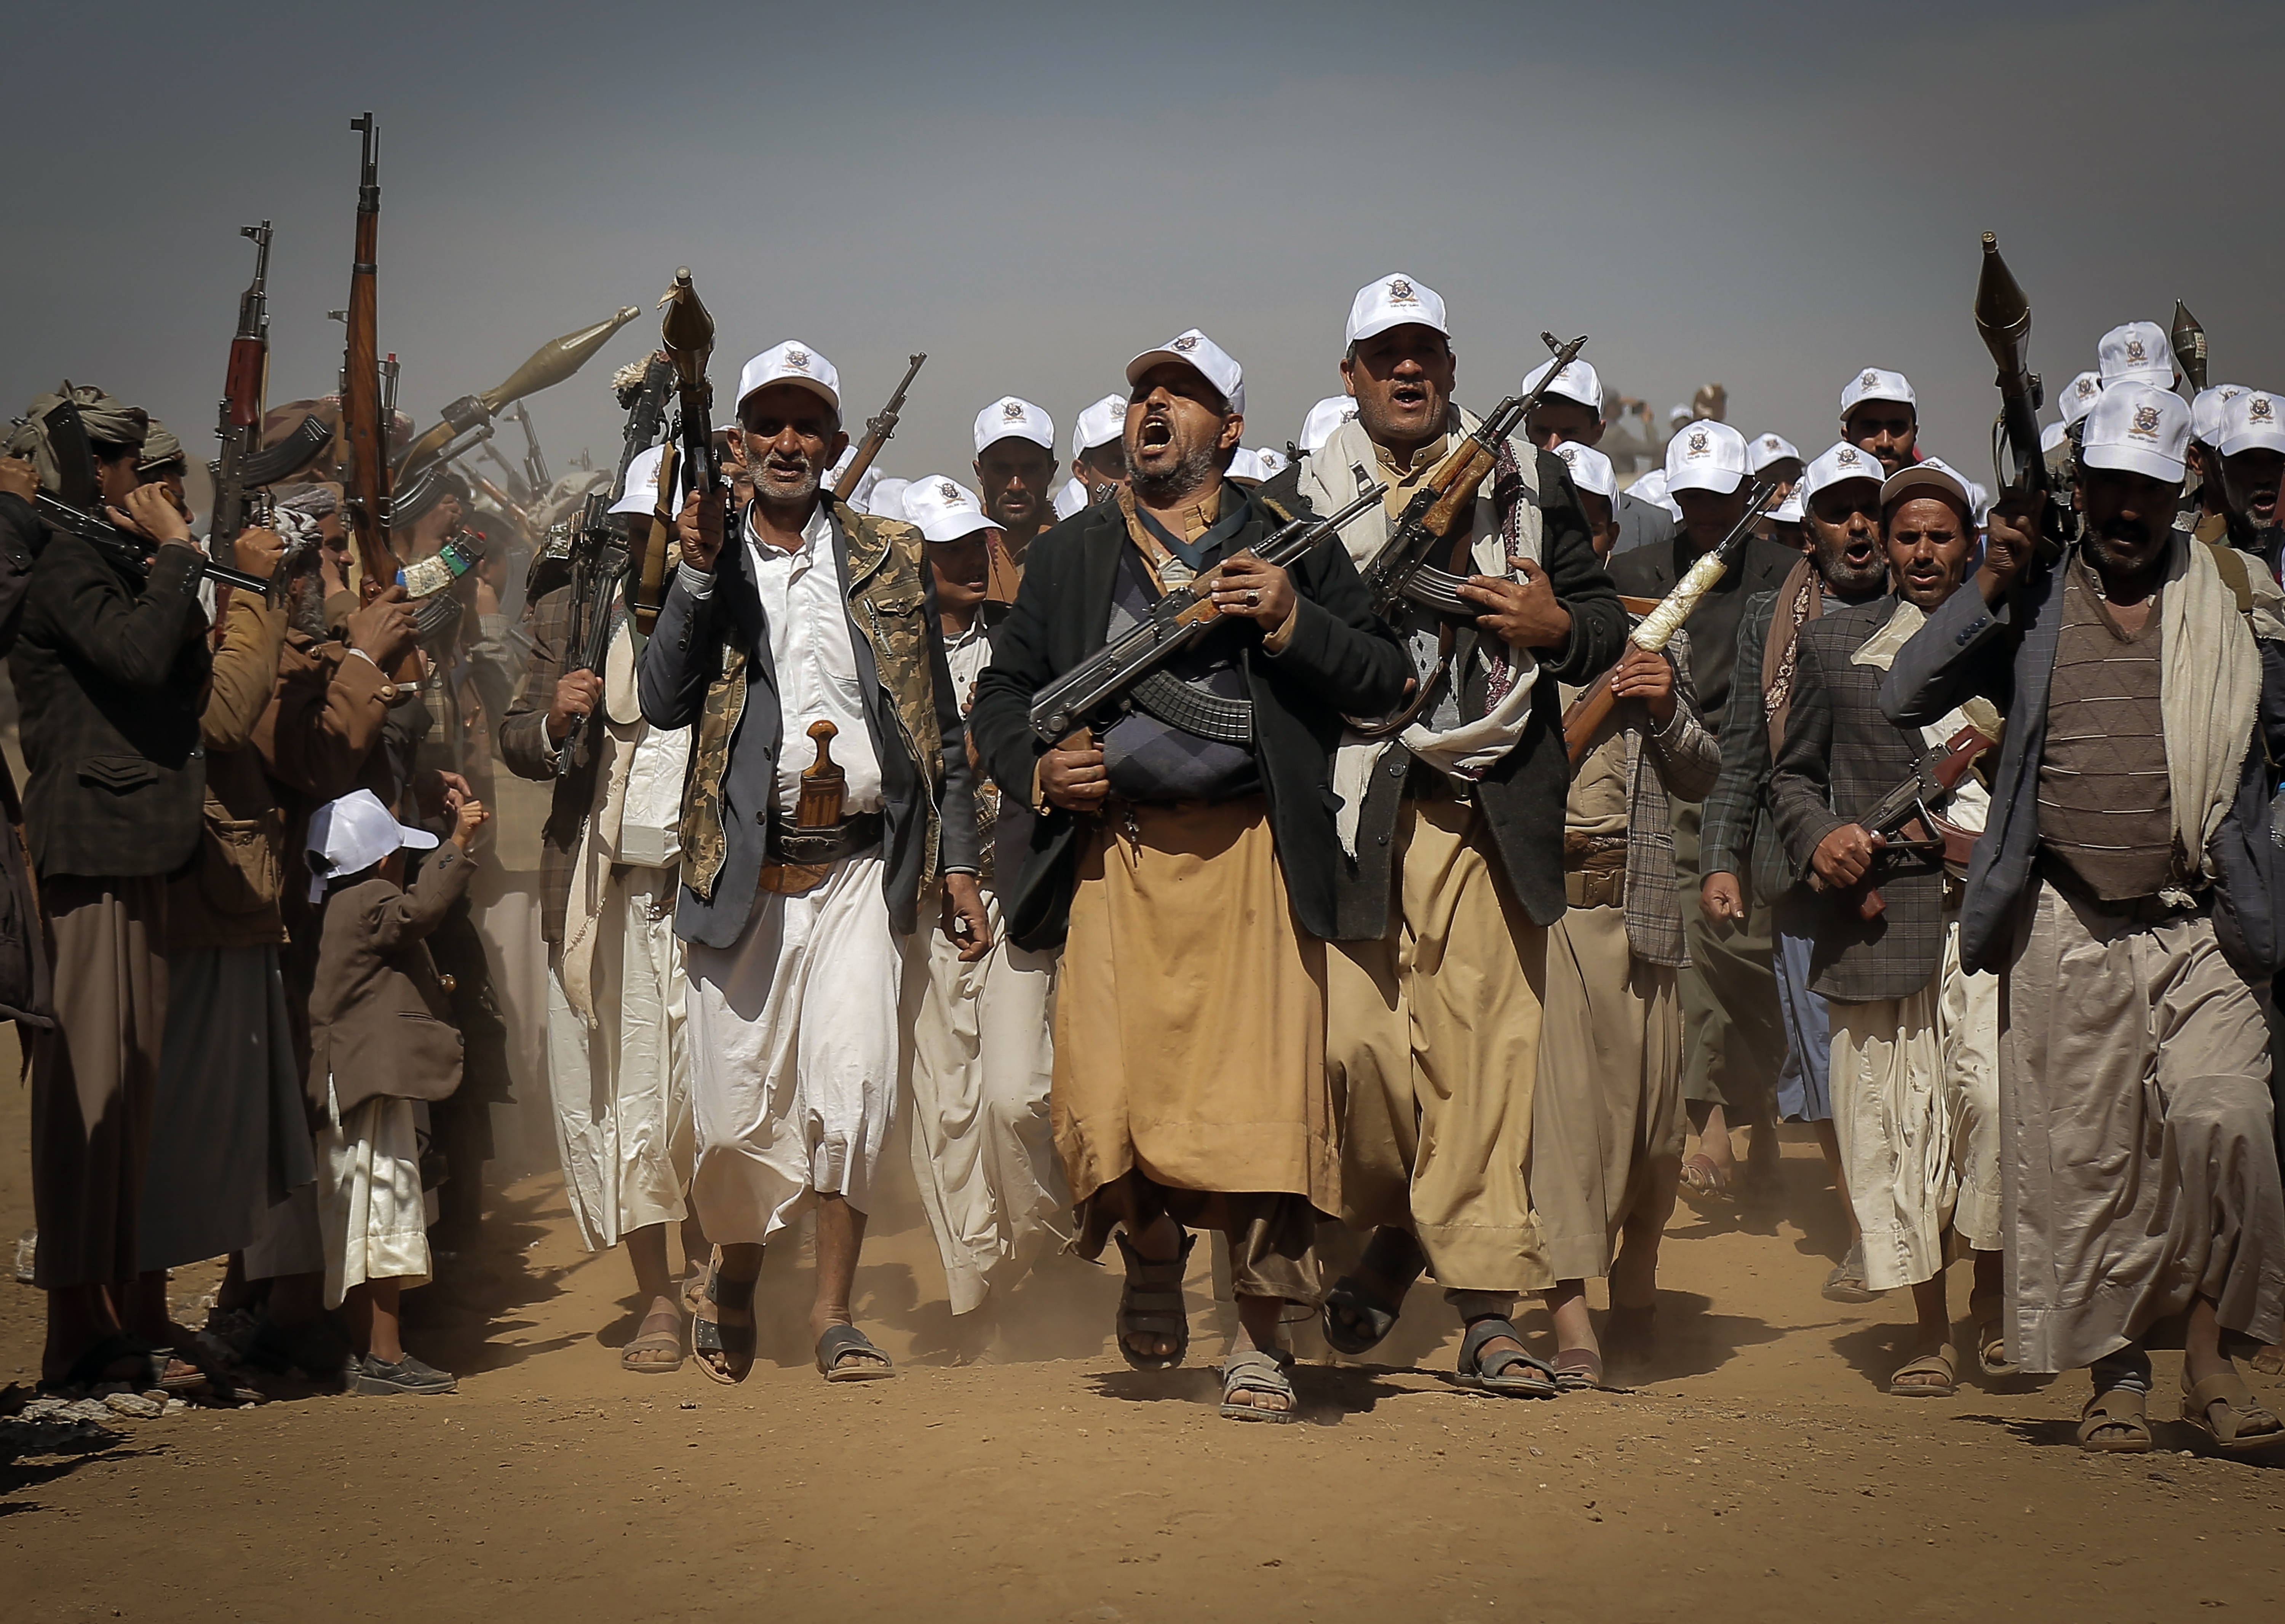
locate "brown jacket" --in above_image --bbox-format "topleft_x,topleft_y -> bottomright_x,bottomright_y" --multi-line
169,591 -> 290,952
307,843 -> 475,1118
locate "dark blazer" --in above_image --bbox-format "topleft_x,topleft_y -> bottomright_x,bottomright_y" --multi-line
8,531 -> 211,881
638,499 -> 978,949
1606,532 -> 1799,741
1610,490 -> 1676,557
969,484 -> 1410,950
1336,455 -> 1627,936
1770,596 -> 1951,1002
307,843 -> 475,1117
497,584 -> 597,948
1881,546 -> 2285,977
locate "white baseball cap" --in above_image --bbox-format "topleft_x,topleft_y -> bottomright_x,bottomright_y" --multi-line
2193,383 -> 2253,447
2097,321 -> 2175,391
2080,383 -> 2191,481
1299,395 -> 1357,454
863,476 -> 910,520
1748,432 -> 1802,474
305,787 -> 438,902
2216,390 -> 2285,460
1626,467 -> 1683,522
1768,485 -> 1805,524
2059,369 -> 2104,430
902,474 -> 993,543
608,444 -> 680,517
1226,447 -> 1269,482
1346,273 -> 1449,345
974,396 -> 1054,456
1052,477 -> 1088,521
1251,446 -> 1291,479
1552,439 -> 1617,503
1839,367 -> 1916,417
737,340 -> 840,417
1071,393 -> 1125,456
1666,403 -> 1691,428
2040,420 -> 2070,457
1126,328 -> 1244,415
1879,455 -> 1977,521
1664,419 -> 1750,496
1521,355 -> 1602,412
1798,439 -> 1886,509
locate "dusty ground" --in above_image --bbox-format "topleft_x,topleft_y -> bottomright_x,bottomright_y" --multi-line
4,1041 -> 2284,1624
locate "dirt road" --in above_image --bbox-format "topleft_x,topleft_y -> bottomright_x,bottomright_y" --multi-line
4,1058 -> 2282,1624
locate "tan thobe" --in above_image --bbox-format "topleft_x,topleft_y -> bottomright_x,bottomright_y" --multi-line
1528,719 -> 1685,1284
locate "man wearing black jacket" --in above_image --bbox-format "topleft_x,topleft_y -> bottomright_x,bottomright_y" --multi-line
969,327 -> 1407,1423
1291,275 -> 1625,1396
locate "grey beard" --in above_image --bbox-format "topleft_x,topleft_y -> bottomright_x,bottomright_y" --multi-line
753,457 -> 820,514
1127,438 -> 1220,509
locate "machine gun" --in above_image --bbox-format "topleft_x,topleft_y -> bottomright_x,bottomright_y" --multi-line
1559,476 -> 1779,762
1972,233 -> 2074,563
1809,714 -> 2000,920
35,393 -> 272,595
833,352 -> 927,501
1027,483 -> 1387,746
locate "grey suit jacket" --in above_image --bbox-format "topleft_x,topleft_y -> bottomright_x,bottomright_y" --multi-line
1609,490 -> 1676,557
638,502 -> 978,950
1880,548 -> 2285,976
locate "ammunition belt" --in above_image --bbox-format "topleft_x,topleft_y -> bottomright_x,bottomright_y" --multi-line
1131,668 -> 1253,744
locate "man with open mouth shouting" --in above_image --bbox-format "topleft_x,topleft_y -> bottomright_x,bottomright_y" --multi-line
1293,274 -> 1625,1397
968,327 -> 1409,1423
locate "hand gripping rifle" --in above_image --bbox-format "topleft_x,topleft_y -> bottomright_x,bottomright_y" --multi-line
1354,331 -> 1587,620
1027,483 -> 1387,746
552,490 -> 625,770
393,306 -> 641,487
1973,233 -> 2074,564
638,268 -> 721,637
833,353 -> 927,501
1558,475 -> 1780,763
1807,709 -> 2001,920
209,225 -> 332,574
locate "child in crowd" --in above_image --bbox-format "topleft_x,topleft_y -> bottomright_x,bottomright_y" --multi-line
304,787 -> 487,1396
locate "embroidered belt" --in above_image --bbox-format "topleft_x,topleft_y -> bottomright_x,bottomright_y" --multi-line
758,811 -> 883,894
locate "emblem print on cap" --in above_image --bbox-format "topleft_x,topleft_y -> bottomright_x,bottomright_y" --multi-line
786,348 -> 810,370
1172,335 -> 1199,353
2125,338 -> 2147,363
1860,370 -> 1881,390
1388,277 -> 1416,303
1764,437 -> 1780,451
938,481 -> 960,502
2077,377 -> 2098,400
1837,447 -> 1861,466
2132,404 -> 2161,436
1687,431 -> 1709,455
1002,400 -> 1024,422
2253,398 -> 2276,424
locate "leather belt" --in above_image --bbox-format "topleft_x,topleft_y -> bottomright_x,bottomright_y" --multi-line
1563,832 -> 1627,909
759,811 -> 882,894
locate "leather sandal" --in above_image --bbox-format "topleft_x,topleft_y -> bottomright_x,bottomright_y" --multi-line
1454,1316 -> 1558,1397
1887,1343 -> 1959,1397
1113,1230 -> 1194,1371
2076,1386 -> 2152,1453
2181,1366 -> 2285,1453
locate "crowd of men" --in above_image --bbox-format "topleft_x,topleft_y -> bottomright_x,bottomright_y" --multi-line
9,271 -> 2285,1450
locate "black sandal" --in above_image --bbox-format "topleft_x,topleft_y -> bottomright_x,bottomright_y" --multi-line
1321,1229 -> 1426,1356
1454,1316 -> 1558,1398
693,1257 -> 758,1386
815,1324 -> 896,1383
1114,1230 -> 1195,1371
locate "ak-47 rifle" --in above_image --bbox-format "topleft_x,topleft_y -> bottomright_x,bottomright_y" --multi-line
209,222 -> 333,569
1027,483 -> 1388,746
393,306 -> 640,487
1809,712 -> 2001,920
2172,300 -> 2209,394
1559,476 -> 1779,763
1973,232 -> 2074,563
511,401 -> 551,495
551,491 -> 624,773
1354,331 -> 1587,620
31,393 -> 273,595
639,268 -> 721,636
339,112 -> 396,606
833,353 -> 927,501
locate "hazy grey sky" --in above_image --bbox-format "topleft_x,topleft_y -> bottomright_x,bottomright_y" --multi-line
8,1 -> 2279,499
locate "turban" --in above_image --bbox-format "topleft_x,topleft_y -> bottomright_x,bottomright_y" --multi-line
6,384 -> 150,495
137,420 -> 185,473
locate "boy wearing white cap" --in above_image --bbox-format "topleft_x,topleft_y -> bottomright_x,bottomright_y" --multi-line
1295,274 -> 1628,1395
969,324 -> 1410,1421
1884,382 -> 2285,1452
1839,369 -> 1920,476
1518,354 -> 1673,554
639,340 -> 988,1384
1608,423 -> 1804,1198
972,395 -> 1058,601
1770,458 -> 2007,1396
499,443 -> 706,1375
896,475 -> 1066,1327
2215,389 -> 2285,561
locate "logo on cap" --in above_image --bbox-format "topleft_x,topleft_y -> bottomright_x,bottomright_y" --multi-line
1860,370 -> 1881,390
1387,277 -> 1416,304
785,348 -> 811,370
2125,338 -> 2147,363
1172,335 -> 1198,353
1558,446 -> 1579,468
1687,431 -> 1709,455
2076,377 -> 2098,400
2132,404 -> 2160,436
1763,437 -> 1780,451
1002,400 -> 1024,422
2253,397 -> 2277,425
938,481 -> 960,503
1837,447 -> 1861,467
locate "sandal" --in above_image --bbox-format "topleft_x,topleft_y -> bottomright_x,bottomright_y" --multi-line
620,1309 -> 685,1375
815,1324 -> 896,1383
1974,1321 -> 2020,1379
1552,1347 -> 1604,1393
1454,1316 -> 1558,1398
2077,1385 -> 2152,1453
692,1255 -> 757,1386
1320,1231 -> 1424,1356
1113,1230 -> 1194,1372
1219,1347 -> 1300,1424
1679,1153 -> 1733,1204
2181,1366 -> 2285,1453
1887,1343 -> 1959,1397
1822,1242 -> 1881,1305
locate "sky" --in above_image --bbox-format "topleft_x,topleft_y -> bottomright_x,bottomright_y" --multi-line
6,1 -> 2279,504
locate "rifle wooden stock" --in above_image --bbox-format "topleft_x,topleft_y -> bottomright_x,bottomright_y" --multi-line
835,352 -> 926,500
1422,437 -> 1497,535
1558,669 -> 1620,765
340,114 -> 393,606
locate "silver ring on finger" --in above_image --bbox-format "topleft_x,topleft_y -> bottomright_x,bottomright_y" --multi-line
1246,589 -> 1261,608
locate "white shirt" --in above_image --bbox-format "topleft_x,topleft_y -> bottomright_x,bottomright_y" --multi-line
746,501 -> 884,817
941,616 -> 991,718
